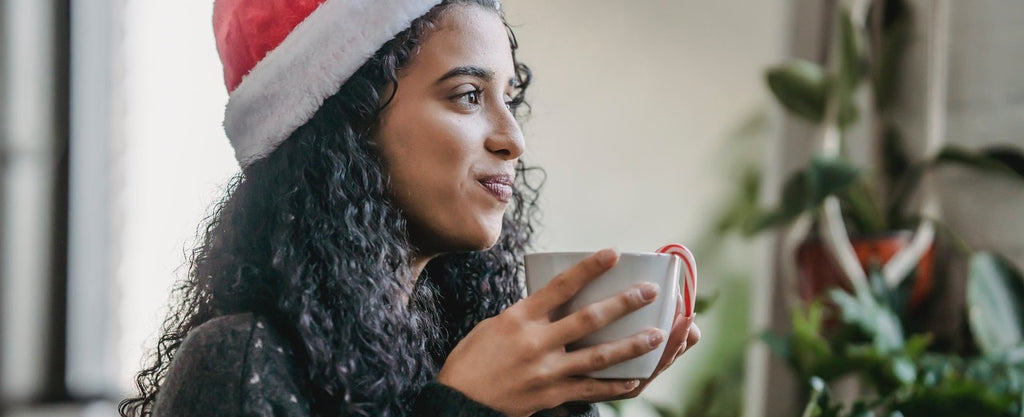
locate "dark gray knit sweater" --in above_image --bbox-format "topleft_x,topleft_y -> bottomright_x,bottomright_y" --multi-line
152,313 -> 599,417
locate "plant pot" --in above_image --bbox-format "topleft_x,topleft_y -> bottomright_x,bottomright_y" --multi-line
795,230 -> 935,312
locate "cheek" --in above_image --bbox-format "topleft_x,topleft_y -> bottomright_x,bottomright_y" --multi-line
379,115 -> 474,212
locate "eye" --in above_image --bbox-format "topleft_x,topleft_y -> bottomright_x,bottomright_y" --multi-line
505,94 -> 524,113
454,88 -> 483,107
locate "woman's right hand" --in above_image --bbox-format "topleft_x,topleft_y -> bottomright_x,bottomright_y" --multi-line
436,248 -> 666,417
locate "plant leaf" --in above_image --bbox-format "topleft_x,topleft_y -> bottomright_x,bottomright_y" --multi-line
837,94 -> 861,128
829,271 -> 905,353
982,146 -> 1024,179
808,156 -> 862,204
872,0 -> 911,111
966,252 -> 1024,356
881,125 -> 910,187
767,60 -> 828,122
934,146 -> 1024,180
835,8 -> 866,129
694,291 -> 719,314
838,8 -> 868,90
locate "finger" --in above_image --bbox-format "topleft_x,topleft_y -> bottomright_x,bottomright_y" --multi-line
674,291 -> 682,316
523,249 -> 619,314
558,377 -> 641,404
682,321 -> 701,354
653,314 -> 691,371
550,282 -> 659,344
560,328 -> 665,376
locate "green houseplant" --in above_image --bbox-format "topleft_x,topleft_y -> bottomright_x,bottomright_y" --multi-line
744,0 -> 1024,415
746,0 -> 1024,316
603,1 -> 1024,415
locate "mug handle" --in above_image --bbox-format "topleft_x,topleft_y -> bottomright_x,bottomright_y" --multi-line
657,243 -> 697,317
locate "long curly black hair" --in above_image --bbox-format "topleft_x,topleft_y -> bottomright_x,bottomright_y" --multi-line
119,1 -> 539,416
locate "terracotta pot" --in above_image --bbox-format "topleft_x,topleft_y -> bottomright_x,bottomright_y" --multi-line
795,231 -> 934,311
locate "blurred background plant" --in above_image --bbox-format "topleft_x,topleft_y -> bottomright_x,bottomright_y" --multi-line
606,0 -> 1024,415
747,0 -> 1024,415
779,252 -> 1024,417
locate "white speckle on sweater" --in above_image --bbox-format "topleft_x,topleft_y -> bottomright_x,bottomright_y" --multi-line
276,346 -> 284,353
289,395 -> 298,403
254,338 -> 263,349
249,373 -> 260,384
256,321 -> 265,329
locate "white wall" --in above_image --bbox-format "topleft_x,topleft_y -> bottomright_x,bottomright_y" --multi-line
504,1 -> 786,254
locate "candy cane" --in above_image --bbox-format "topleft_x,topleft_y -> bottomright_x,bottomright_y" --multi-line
657,243 -> 698,317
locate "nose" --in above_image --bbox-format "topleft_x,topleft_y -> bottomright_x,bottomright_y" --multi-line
484,105 -> 525,160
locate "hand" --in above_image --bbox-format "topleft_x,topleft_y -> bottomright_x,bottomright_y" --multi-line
606,294 -> 701,400
437,248 -> 667,417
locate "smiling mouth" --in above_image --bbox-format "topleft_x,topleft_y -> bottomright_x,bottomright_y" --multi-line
478,174 -> 514,203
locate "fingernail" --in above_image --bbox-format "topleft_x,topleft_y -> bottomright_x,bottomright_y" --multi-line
638,282 -> 659,302
597,248 -> 619,267
648,329 -> 665,347
623,379 -> 640,390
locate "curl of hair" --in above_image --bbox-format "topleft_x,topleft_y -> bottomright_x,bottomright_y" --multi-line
119,1 -> 539,416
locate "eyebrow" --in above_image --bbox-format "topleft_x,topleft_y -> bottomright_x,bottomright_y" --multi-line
436,65 -> 516,87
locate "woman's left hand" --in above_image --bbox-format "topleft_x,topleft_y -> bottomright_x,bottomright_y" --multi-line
607,294 -> 700,400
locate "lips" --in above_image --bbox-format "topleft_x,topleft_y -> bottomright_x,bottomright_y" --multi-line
477,173 -> 514,203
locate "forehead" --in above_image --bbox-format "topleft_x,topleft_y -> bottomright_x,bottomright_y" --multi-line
401,4 -> 515,81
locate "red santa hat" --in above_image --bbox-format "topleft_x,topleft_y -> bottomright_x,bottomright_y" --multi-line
214,0 -> 444,166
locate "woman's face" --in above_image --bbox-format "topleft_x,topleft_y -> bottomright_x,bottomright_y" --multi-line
376,4 -> 523,256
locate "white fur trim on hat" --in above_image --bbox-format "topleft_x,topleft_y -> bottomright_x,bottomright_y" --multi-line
224,0 -> 444,166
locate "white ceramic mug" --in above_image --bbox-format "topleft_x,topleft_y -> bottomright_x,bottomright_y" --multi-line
524,245 -> 697,379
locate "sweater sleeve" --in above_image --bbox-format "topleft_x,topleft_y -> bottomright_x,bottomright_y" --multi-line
412,382 -> 600,417
533,403 -> 601,417
152,313 -> 598,417
152,313 -> 312,417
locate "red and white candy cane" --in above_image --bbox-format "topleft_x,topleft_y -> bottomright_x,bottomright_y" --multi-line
657,243 -> 697,317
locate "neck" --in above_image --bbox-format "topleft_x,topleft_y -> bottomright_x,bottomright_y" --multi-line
410,254 -> 433,279
403,254 -> 434,306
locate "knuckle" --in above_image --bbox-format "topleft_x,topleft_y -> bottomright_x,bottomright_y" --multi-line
550,276 -> 575,298
527,367 -> 553,387
584,255 -> 606,272
521,336 -> 545,355
635,337 -> 652,354
603,381 -> 630,398
623,288 -> 643,308
590,346 -> 612,369
578,306 -> 604,328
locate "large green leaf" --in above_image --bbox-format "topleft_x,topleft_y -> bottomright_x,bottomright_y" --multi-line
872,0 -> 911,111
835,8 -> 865,129
934,146 -> 1024,181
830,282 -> 905,354
807,156 -> 862,204
839,180 -> 887,235
838,9 -> 868,90
767,60 -> 828,122
743,156 -> 862,234
881,125 -> 910,186
982,146 -> 1024,179
967,252 -> 1024,356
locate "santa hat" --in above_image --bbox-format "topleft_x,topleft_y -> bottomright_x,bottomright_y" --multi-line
214,0 -> 444,166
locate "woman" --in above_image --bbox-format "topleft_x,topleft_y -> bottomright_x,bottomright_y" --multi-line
120,1 -> 700,416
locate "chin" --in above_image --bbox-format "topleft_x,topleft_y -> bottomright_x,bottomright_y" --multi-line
452,222 -> 505,252
411,214 -> 505,254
